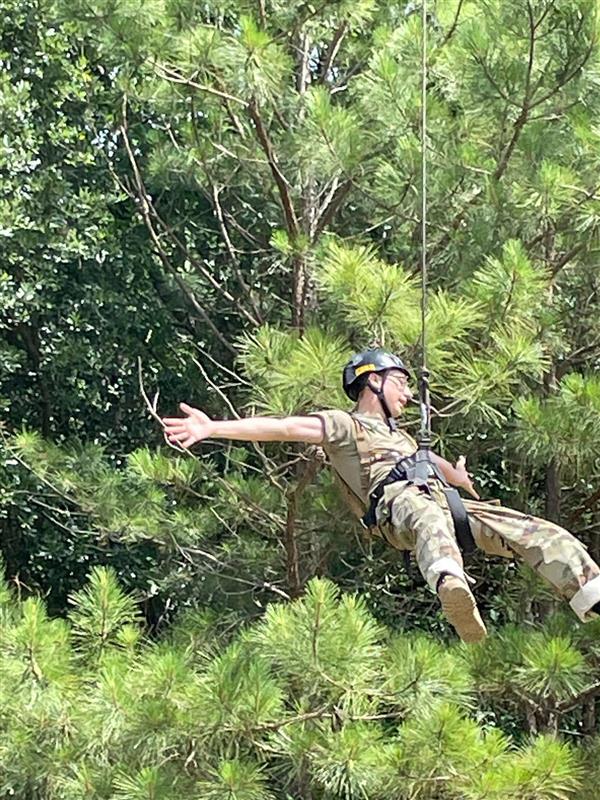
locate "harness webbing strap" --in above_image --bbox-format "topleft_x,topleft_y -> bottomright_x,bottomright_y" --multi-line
442,488 -> 476,555
360,452 -> 476,555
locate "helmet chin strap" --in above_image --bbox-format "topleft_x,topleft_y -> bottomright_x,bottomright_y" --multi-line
367,373 -> 397,432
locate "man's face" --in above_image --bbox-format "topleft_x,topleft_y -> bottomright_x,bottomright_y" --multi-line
371,369 -> 413,415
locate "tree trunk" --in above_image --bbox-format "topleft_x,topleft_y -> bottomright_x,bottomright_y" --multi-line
284,495 -> 303,599
283,451 -> 324,598
525,705 -> 538,734
292,253 -> 308,333
543,356 -> 561,523
545,457 -> 561,523
290,31 -> 312,334
582,696 -> 596,734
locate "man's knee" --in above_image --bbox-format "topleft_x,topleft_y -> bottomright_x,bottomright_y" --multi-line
470,524 -> 513,558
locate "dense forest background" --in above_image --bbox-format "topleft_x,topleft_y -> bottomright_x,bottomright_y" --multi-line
1,0 -> 599,797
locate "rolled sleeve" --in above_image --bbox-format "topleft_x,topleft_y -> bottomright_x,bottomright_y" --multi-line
309,410 -> 354,452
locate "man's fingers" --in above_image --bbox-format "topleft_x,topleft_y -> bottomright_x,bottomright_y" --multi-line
179,402 -> 196,414
163,419 -> 187,431
163,423 -> 188,434
457,454 -> 466,467
162,417 -> 187,426
464,477 -> 480,500
167,433 -> 192,449
168,431 -> 194,443
166,425 -> 189,436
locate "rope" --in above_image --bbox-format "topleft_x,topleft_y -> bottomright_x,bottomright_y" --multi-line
418,0 -> 431,449
420,0 -> 428,367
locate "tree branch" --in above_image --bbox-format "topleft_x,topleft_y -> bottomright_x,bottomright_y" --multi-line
210,184 -> 264,322
556,682 -> 600,714
318,22 -> 348,84
190,355 -> 284,489
119,105 -> 237,353
551,242 -> 584,276
120,103 -> 260,329
248,99 -> 299,236
284,450 -> 324,597
156,64 -> 249,107
441,0 -> 467,47
314,178 -> 353,236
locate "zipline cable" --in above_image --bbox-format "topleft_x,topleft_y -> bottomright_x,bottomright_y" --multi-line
418,0 -> 432,450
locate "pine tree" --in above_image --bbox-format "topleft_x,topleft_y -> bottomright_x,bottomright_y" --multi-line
4,0 -> 595,612
1,569 -> 598,799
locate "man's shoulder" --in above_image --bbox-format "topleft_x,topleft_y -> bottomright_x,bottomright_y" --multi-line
309,408 -> 357,448
309,407 -> 353,421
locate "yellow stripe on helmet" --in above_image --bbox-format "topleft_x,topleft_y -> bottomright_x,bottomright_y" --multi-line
355,363 -> 376,376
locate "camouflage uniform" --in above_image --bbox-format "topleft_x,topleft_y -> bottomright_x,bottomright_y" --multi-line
312,409 -> 600,622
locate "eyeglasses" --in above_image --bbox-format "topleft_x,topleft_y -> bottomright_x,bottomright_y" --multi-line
386,374 -> 410,389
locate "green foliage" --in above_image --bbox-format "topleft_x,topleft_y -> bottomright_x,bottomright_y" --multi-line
3,596 -> 72,685
2,0 -> 600,788
391,702 -> 511,797
517,636 -> 588,701
317,239 -> 422,344
309,722 -> 389,799
464,735 -> 582,800
382,634 -> 475,713
465,240 -> 550,333
1,574 -> 596,799
193,640 -> 285,743
196,759 -> 275,800
462,623 -> 597,736
68,566 -> 141,656
250,578 -> 384,714
238,326 -> 351,413
514,373 -> 600,474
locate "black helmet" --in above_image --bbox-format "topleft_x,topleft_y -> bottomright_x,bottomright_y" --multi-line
343,349 -> 410,401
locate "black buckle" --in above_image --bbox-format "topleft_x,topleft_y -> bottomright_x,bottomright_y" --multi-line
361,463 -> 409,529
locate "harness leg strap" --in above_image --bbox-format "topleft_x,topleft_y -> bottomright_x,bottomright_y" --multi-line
442,487 -> 476,555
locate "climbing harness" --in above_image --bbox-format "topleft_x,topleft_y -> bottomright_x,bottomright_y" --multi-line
359,452 -> 475,555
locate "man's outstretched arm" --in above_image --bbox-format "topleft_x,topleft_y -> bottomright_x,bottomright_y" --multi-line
162,403 -> 324,449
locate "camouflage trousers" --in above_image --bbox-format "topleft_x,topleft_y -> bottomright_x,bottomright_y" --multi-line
376,481 -> 600,622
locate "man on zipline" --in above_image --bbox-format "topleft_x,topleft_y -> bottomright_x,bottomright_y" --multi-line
162,349 -> 600,643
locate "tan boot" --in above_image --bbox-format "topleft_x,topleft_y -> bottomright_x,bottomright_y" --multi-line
437,575 -> 487,643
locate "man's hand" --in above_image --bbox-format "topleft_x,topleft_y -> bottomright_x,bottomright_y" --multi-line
453,455 -> 480,500
431,452 -> 480,499
162,403 -> 214,449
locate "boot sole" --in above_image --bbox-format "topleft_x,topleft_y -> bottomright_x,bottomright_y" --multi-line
439,582 -> 487,643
